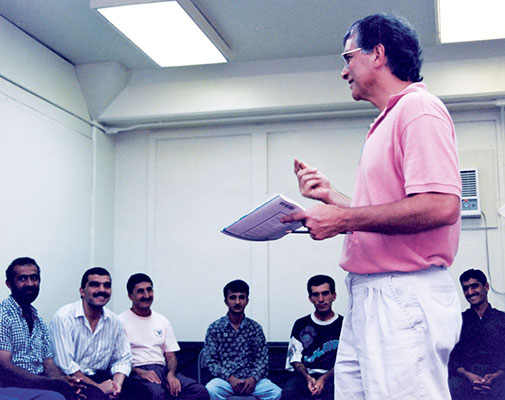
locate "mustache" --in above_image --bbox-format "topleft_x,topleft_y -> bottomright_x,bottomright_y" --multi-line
93,292 -> 110,298
140,297 -> 153,302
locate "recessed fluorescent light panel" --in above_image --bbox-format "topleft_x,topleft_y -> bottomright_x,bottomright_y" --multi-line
438,0 -> 505,43
97,1 -> 227,67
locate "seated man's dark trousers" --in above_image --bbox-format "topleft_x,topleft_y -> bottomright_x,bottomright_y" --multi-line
449,368 -> 505,400
282,372 -> 334,400
83,370 -> 150,400
127,364 -> 209,400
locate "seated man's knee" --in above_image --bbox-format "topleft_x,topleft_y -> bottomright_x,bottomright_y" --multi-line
255,379 -> 282,400
128,380 -> 165,400
205,378 -> 230,397
192,384 -> 210,400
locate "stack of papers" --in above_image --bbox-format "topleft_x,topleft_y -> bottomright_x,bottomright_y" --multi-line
222,194 -> 305,241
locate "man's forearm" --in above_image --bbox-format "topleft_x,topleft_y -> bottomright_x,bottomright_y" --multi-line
1,365 -> 51,387
43,358 -> 66,379
334,193 -> 459,234
165,352 -> 178,375
326,189 -> 352,207
319,368 -> 334,383
70,370 -> 98,387
292,362 -> 312,380
112,373 -> 125,387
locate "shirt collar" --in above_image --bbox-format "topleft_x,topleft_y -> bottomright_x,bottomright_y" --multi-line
310,311 -> 339,326
74,299 -> 110,320
7,295 -> 38,317
225,313 -> 246,329
369,82 -> 427,136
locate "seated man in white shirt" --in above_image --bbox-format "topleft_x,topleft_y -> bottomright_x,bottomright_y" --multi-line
50,267 -> 141,400
119,273 -> 209,400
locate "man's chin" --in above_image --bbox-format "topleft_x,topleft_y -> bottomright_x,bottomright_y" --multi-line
91,298 -> 110,307
20,295 -> 38,305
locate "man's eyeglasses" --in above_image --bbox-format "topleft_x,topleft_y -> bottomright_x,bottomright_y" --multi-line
341,47 -> 362,66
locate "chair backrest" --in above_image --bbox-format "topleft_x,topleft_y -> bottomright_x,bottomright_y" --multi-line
197,349 -> 256,399
197,349 -> 208,385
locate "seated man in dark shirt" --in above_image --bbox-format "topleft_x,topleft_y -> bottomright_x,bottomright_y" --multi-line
449,269 -> 505,399
203,279 -> 281,400
284,275 -> 343,400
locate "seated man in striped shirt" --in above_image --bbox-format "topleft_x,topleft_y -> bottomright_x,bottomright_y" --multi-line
50,267 -> 143,400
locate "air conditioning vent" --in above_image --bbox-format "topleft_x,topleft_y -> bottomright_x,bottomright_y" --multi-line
460,168 -> 481,218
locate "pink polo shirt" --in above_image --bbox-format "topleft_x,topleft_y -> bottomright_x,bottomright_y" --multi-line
339,83 -> 461,274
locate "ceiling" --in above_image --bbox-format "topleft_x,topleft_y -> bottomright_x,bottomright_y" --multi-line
0,0 -> 504,72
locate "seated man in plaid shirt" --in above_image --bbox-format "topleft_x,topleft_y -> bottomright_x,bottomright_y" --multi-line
0,257 -> 82,400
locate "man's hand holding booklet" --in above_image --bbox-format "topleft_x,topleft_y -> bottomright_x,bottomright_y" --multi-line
221,194 -> 307,241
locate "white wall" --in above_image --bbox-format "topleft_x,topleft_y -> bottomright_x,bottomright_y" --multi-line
0,17 -> 115,322
113,110 -> 505,341
2,13 -> 505,342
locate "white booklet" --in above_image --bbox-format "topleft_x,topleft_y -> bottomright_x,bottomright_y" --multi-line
222,194 -> 306,241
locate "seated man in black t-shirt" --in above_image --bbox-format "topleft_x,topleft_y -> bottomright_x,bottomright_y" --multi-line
284,275 -> 343,400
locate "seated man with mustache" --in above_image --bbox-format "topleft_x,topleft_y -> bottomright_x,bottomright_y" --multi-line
449,269 -> 505,399
203,279 -> 282,400
0,257 -> 83,400
50,267 -> 140,399
119,273 -> 208,400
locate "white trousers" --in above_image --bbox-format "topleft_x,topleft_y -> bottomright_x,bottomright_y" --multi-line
334,266 -> 462,400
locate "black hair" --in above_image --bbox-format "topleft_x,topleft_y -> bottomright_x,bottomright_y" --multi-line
307,274 -> 336,295
80,267 -> 111,289
6,257 -> 40,283
126,273 -> 153,294
343,13 -> 423,82
223,279 -> 249,298
459,269 -> 487,286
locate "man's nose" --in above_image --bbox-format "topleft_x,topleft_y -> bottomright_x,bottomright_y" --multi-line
26,277 -> 36,286
341,66 -> 349,80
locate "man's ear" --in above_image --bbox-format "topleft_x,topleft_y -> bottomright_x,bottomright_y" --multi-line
372,43 -> 387,67
5,279 -> 12,290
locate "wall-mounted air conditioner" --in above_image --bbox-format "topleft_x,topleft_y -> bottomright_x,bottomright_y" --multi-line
460,168 -> 481,218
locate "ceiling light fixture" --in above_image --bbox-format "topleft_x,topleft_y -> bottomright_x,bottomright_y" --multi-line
91,0 -> 228,67
437,0 -> 505,43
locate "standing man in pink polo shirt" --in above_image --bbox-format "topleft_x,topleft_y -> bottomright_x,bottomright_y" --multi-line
282,14 -> 462,400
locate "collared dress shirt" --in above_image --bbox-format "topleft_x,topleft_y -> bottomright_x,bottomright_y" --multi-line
49,300 -> 131,377
0,296 -> 53,377
203,315 -> 268,382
